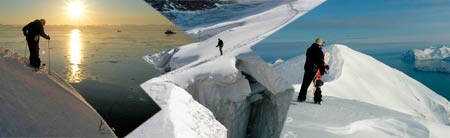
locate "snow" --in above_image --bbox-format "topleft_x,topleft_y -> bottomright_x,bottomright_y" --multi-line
160,0 -> 293,32
136,0 -> 325,137
138,0 -> 450,137
0,48 -> 115,137
270,58 -> 285,66
126,81 -> 227,138
274,44 -> 450,125
147,0 -> 325,72
282,96 -> 450,138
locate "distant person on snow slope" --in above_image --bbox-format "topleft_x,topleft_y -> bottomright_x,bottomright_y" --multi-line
216,38 -> 224,56
297,38 -> 329,104
23,19 -> 51,68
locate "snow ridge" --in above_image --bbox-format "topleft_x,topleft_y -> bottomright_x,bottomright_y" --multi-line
136,1 -> 325,137
0,48 -> 115,137
275,44 -> 450,125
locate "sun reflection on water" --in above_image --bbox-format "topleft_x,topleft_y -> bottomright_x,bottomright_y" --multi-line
67,29 -> 83,83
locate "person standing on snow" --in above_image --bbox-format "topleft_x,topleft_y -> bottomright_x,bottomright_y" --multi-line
297,38 -> 329,104
22,19 -> 51,68
216,38 -> 224,56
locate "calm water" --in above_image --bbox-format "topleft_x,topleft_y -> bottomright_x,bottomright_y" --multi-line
0,25 -> 193,136
253,41 -> 450,100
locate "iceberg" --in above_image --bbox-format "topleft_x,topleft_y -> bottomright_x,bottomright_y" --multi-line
403,46 -> 450,73
403,46 -> 450,61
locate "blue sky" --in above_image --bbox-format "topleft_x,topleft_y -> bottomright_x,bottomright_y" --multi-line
260,0 -> 450,44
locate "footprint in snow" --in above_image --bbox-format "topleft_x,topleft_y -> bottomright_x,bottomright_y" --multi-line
282,131 -> 297,138
285,116 -> 293,124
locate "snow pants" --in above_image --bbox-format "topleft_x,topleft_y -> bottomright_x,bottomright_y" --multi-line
27,39 -> 41,68
298,70 -> 322,103
218,46 -> 223,56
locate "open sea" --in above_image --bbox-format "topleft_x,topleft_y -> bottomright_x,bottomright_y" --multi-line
0,24 -> 193,137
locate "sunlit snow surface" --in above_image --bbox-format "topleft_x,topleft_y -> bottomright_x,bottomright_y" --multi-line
133,0 -> 325,137
135,0 -> 449,138
275,44 -> 450,138
0,48 -> 115,137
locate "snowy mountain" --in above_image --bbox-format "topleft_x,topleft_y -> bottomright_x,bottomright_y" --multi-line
0,48 -> 115,137
274,44 -> 450,125
274,44 -> 450,137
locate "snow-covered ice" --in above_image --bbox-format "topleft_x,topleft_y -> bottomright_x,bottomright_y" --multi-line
0,48 -> 115,137
275,44 -> 450,137
403,46 -> 450,73
275,44 -> 450,125
137,0 -> 450,138
282,96 -> 450,138
126,81 -> 227,138
404,46 -> 450,60
137,0 -> 325,137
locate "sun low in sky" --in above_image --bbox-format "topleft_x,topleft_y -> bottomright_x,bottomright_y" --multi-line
0,0 -> 172,25
67,0 -> 85,19
66,0 -> 85,24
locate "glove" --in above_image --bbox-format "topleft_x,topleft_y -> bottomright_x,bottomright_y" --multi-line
315,80 -> 324,87
47,35 -> 51,40
321,70 -> 327,75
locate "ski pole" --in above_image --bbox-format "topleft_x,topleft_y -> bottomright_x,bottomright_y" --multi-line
24,41 -> 27,57
48,39 -> 51,74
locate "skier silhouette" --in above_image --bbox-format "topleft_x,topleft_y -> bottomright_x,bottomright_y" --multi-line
23,19 -> 51,68
216,38 -> 224,56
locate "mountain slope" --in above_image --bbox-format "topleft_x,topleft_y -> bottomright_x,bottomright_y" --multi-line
282,96 -> 450,138
274,44 -> 450,125
0,48 -> 115,137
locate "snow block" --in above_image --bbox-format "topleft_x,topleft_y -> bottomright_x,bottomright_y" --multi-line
126,81 -> 227,138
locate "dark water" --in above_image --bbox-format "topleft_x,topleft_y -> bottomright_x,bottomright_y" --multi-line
0,25 -> 193,136
252,41 -> 450,100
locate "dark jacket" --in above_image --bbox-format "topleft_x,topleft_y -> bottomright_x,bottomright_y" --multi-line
22,20 -> 49,41
304,43 -> 325,74
217,39 -> 223,47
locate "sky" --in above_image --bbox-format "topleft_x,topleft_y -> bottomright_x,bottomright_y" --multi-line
0,0 -> 171,25
259,0 -> 450,44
